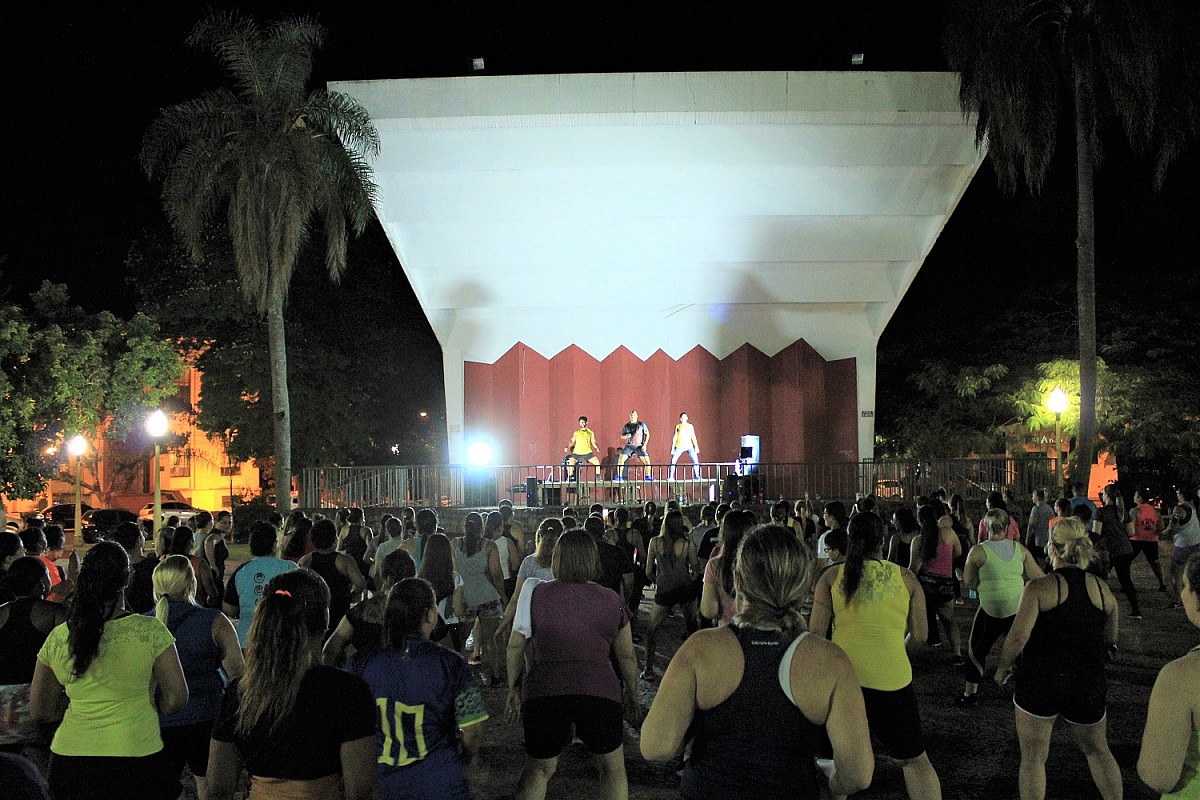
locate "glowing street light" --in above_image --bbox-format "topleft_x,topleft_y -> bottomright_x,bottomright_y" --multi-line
67,435 -> 87,538
145,409 -> 169,534
1046,388 -> 1069,484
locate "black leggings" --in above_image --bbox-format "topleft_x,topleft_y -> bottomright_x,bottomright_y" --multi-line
1110,551 -> 1141,615
963,608 -> 1014,684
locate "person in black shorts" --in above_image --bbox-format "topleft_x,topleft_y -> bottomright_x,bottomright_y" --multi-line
993,517 -> 1122,800
615,410 -> 651,481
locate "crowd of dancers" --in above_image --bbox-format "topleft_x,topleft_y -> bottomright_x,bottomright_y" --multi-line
2,484 -> 1200,799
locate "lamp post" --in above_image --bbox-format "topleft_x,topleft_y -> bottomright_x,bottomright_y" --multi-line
67,435 -> 87,539
1047,388 -> 1069,487
145,409 -> 168,535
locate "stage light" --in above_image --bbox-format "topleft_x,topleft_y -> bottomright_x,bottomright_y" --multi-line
466,441 -> 494,466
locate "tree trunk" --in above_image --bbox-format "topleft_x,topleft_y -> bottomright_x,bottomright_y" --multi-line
1074,70 -> 1097,495
266,287 -> 293,513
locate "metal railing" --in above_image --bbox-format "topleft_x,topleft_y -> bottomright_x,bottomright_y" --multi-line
299,456 -> 1057,509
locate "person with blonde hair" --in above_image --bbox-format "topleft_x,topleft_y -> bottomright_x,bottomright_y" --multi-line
957,509 -> 1043,706
31,542 -> 188,800
206,569 -> 378,800
643,524 -> 874,798
505,529 -> 640,800
151,555 -> 244,800
993,517 -> 1121,800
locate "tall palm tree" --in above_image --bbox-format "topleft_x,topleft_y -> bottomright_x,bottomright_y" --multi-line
141,12 -> 379,509
945,0 -> 1194,490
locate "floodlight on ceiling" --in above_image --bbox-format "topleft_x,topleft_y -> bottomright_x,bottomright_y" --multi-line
472,57 -> 485,71
850,53 -> 865,66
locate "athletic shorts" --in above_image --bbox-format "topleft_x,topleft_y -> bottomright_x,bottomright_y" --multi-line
620,445 -> 648,458
160,719 -> 214,779
860,684 -> 925,761
463,599 -> 503,623
564,452 -> 595,462
1014,667 -> 1106,725
655,581 -> 699,607
1130,539 -> 1160,562
521,694 -> 624,759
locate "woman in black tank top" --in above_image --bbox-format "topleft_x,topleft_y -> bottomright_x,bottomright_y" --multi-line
641,524 -> 874,799
993,517 -> 1121,800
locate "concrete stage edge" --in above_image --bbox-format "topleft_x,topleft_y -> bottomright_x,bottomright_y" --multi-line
331,71 -> 984,463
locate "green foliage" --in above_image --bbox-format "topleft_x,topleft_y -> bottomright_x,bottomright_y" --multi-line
126,222 -> 444,469
0,282 -> 184,499
141,11 -> 381,509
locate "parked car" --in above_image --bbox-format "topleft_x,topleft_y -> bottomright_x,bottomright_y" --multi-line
137,500 -> 203,527
80,508 -> 139,544
39,503 -> 93,532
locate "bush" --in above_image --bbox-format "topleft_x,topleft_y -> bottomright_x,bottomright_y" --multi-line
231,495 -> 273,543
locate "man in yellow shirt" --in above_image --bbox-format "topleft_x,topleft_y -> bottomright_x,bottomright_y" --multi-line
668,412 -> 701,480
562,416 -> 600,480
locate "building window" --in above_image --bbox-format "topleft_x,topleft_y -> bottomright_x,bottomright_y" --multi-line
170,451 -> 191,478
220,464 -> 242,477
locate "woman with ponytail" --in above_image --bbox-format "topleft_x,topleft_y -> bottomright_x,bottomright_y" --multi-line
207,569 -> 379,800
699,508 -> 756,625
30,541 -> 188,800
150,555 -> 243,800
993,517 -> 1121,800
811,512 -> 942,799
643,524 -> 874,798
909,505 -> 963,662
0,558 -> 65,748
352,578 -> 489,799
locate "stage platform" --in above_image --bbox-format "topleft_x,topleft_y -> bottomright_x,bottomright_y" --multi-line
537,477 -> 720,506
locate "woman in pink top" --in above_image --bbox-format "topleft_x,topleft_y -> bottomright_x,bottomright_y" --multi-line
699,510 -> 757,626
911,506 -> 962,663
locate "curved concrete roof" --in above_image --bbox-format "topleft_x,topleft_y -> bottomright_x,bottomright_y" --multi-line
331,71 -> 984,460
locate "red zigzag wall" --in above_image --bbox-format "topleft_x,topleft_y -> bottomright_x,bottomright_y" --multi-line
464,341 -> 857,466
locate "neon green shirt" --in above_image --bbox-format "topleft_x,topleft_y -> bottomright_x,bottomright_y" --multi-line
37,614 -> 175,756
831,560 -> 912,691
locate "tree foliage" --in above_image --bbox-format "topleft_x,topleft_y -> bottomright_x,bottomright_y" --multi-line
126,222 -> 444,470
140,11 -> 380,507
944,0 -> 1196,490
0,282 -> 183,499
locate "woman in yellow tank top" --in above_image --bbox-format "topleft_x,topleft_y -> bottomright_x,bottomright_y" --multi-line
811,511 -> 943,800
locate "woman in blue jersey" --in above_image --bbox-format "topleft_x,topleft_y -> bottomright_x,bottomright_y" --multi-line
353,578 -> 489,800
642,524 -> 873,799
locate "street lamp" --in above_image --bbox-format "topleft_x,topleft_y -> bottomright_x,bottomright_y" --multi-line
145,409 -> 169,535
67,435 -> 87,539
1047,388 -> 1069,485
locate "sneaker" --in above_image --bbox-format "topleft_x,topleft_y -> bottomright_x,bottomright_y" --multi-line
639,668 -> 658,682
1171,602 -> 1184,609
612,476 -> 625,482
952,655 -> 966,667
645,475 -> 655,481
954,694 -> 978,707
1129,613 -> 1143,619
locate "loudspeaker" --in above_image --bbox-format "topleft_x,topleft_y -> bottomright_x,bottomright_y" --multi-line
526,476 -> 539,507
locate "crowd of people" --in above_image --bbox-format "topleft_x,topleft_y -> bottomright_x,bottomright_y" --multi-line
1,483 -> 1199,799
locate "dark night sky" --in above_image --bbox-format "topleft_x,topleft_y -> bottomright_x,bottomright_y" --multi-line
3,2 -> 1195,356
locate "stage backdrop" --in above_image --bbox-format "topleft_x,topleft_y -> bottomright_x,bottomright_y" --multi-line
464,339 -> 857,467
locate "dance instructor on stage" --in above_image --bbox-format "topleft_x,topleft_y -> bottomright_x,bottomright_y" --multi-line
616,411 -> 651,481
562,416 -> 601,478
668,413 -> 701,480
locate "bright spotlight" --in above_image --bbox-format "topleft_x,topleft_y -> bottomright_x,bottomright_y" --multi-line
466,441 -> 494,467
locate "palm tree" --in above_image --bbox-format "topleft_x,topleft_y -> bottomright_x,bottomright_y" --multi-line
141,12 -> 379,510
945,0 -> 1195,490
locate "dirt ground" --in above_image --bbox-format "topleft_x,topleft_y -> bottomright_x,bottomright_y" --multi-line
153,555 -> 1187,799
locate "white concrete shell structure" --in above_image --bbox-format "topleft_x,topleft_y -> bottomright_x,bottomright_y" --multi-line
332,71 -> 984,464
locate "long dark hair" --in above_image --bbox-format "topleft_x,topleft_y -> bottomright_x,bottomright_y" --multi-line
237,569 -> 330,736
463,512 -> 484,558
418,533 -> 455,601
660,510 -> 688,567
383,578 -> 436,652
282,517 -> 313,559
823,501 -> 848,530
918,505 -> 942,563
842,512 -> 885,604
718,509 -> 757,599
0,557 -> 50,600
893,507 -> 919,535
66,542 -> 131,678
